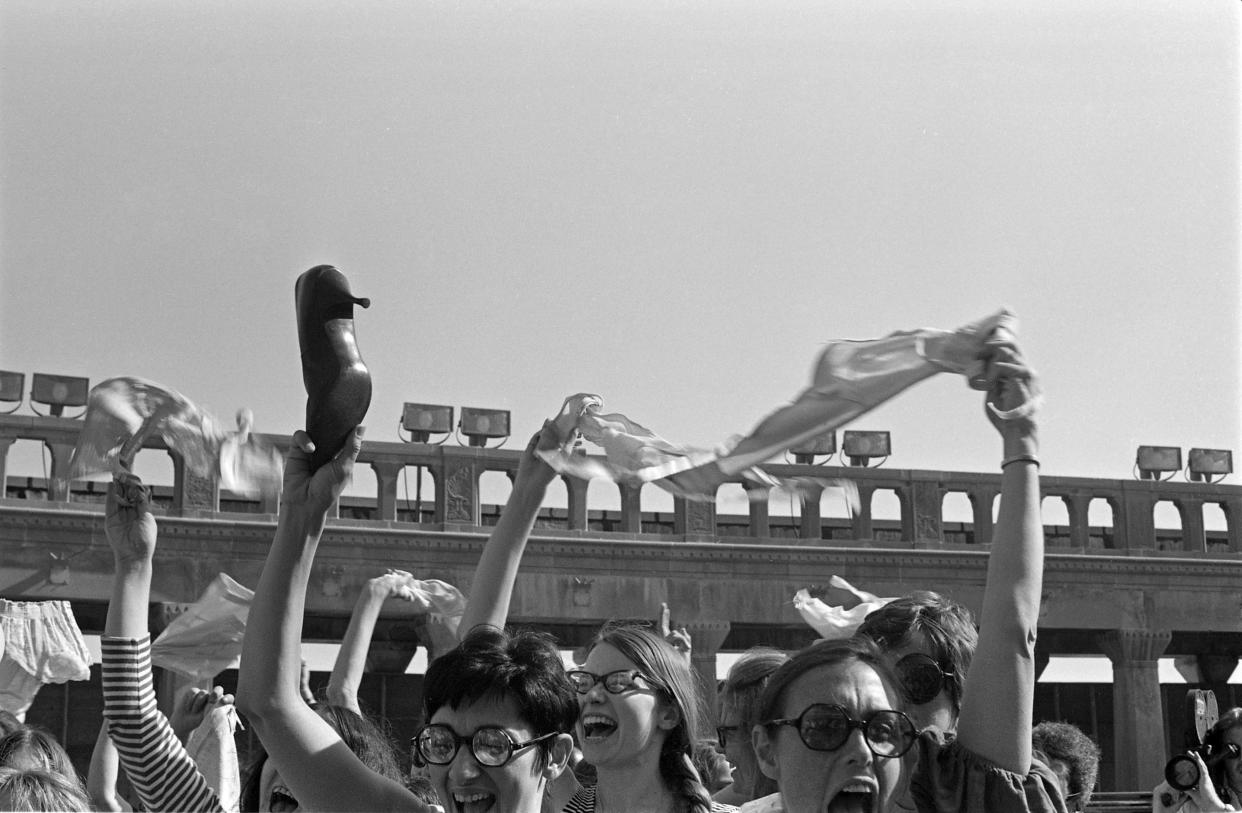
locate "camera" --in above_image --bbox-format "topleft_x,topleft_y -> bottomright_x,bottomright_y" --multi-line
1164,689 -> 1240,793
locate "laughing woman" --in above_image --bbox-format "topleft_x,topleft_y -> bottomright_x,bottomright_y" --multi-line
565,625 -> 735,813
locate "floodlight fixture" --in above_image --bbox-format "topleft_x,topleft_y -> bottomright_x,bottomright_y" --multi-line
0,371 -> 24,414
30,373 -> 89,418
458,407 -> 511,448
1135,445 -> 1181,481
399,403 -> 454,444
788,431 -> 836,465
1187,448 -> 1232,483
842,430 -> 891,467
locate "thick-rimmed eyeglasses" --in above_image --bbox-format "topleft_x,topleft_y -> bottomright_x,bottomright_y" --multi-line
762,703 -> 916,758
716,725 -> 740,749
566,669 -> 659,695
413,724 -> 556,768
894,653 -> 954,706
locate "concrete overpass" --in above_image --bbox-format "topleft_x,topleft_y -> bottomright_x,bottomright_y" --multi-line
2,413 -> 1240,790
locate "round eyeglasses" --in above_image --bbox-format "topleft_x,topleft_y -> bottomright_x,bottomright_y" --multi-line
413,724 -> 557,768
566,669 -> 659,695
763,703 -> 916,758
894,653 -> 954,706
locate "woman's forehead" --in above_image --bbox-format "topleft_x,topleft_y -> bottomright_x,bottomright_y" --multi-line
430,692 -> 531,732
781,661 -> 898,714
584,642 -> 636,671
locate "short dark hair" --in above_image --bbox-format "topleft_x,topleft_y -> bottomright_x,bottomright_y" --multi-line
1031,721 -> 1101,807
1205,707 -> 1242,802
423,626 -> 577,767
855,590 -> 977,714
757,636 -> 904,725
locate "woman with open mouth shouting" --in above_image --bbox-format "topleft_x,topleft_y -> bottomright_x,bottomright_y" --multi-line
564,624 -> 737,813
749,637 -> 917,813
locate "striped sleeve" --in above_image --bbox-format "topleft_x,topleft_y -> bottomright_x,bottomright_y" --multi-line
101,635 -> 223,813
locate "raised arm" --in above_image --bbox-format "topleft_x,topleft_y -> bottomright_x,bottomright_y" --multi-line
86,724 -> 132,812
101,471 -> 221,812
327,569 -> 424,714
456,423 -> 559,635
954,334 -> 1043,774
235,428 -> 425,812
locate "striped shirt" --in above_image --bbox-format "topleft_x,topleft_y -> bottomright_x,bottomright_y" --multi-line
101,635 -> 223,813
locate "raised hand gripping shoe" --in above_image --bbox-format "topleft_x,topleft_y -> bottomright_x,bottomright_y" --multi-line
294,265 -> 372,471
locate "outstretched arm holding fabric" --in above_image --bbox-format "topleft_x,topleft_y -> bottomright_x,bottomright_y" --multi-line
236,428 -> 429,813
326,569 -> 424,714
456,423 -> 559,635
954,333 -> 1044,775
101,470 -> 221,812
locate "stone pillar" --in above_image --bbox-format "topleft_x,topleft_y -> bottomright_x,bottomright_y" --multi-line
1224,498 -> 1242,553
904,476 -> 942,545
970,486 -> 998,546
564,476 -> 589,531
1198,654 -> 1239,686
0,436 -> 14,497
45,440 -> 77,502
370,461 -> 404,522
619,484 -> 642,534
1065,494 -> 1092,549
744,482 -> 771,538
1117,482 -> 1157,551
173,455 -> 220,514
682,620 -> 731,737
1098,628 -> 1171,790
674,497 -> 715,540
798,482 -> 824,541
851,484 -> 874,540
1176,498 -> 1206,553
437,454 -> 479,527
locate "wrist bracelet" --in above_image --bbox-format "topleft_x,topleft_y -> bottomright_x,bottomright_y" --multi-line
1001,454 -> 1040,469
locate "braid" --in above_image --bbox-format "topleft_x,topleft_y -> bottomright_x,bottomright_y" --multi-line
660,744 -> 714,813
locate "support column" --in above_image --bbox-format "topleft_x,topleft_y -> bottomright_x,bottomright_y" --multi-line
969,486 -> 998,546
744,482 -> 771,539
1176,498 -> 1206,553
45,440 -> 77,502
1097,628 -> 1171,790
437,454 -> 479,527
0,436 -> 15,497
371,461 -> 404,521
674,497 -> 715,541
564,476 -> 589,531
682,620 -> 731,737
798,482 -> 824,541
1065,494 -> 1092,549
619,484 -> 643,534
851,484 -> 874,540
904,476 -> 942,546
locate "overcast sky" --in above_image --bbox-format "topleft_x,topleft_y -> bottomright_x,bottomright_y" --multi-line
2,0 -> 1238,521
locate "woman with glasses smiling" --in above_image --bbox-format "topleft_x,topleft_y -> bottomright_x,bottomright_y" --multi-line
563,624 -> 737,813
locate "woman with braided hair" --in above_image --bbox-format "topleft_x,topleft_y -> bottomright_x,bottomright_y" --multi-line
563,624 -> 735,813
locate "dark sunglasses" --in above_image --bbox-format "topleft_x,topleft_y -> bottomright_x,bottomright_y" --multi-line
763,703 -> 916,758
566,669 -> 659,695
895,653 -> 954,706
716,725 -> 740,749
413,724 -> 556,768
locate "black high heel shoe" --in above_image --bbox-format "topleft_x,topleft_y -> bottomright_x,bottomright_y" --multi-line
295,265 -> 371,471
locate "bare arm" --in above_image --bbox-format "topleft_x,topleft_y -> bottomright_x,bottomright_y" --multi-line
235,428 -> 426,812
954,335 -> 1043,774
456,424 -> 558,635
327,570 -> 423,714
86,724 -> 132,812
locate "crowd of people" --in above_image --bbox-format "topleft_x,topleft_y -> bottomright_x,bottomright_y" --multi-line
2,337 -> 1240,813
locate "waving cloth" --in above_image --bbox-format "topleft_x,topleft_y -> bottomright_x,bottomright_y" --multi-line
538,309 -> 1039,499
794,576 -> 897,640
151,573 -> 254,680
68,376 -> 284,498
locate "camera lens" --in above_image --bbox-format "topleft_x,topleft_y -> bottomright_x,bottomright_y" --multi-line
1165,753 -> 1201,791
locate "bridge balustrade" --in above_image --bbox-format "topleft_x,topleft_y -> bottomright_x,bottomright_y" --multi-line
3,414 -> 1238,554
